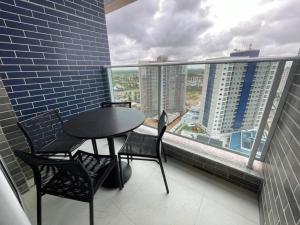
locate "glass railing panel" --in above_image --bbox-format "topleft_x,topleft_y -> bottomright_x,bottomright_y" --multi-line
161,61 -> 284,158
139,65 -> 160,127
108,58 -> 294,159
109,66 -> 159,128
255,61 -> 292,159
163,64 -> 207,140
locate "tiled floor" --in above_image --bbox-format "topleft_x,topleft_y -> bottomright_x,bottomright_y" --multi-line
22,139 -> 259,225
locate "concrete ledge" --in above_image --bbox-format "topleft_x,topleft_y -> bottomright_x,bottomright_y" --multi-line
136,125 -> 264,193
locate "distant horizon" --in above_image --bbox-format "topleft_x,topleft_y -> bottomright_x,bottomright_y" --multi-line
111,65 -> 206,71
107,47 -> 299,67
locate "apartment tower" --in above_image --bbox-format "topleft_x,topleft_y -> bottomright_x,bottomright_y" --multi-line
139,56 -> 187,118
199,49 -> 279,137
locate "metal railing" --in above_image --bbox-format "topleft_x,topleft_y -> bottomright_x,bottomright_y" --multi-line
107,56 -> 298,67
105,56 -> 300,168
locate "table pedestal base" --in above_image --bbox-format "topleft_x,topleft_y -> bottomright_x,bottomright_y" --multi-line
102,161 -> 132,188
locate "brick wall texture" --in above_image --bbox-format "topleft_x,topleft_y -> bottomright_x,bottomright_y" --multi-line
0,0 -> 111,192
0,80 -> 29,193
259,60 -> 300,225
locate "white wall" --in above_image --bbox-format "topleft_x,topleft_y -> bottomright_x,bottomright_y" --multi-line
0,170 -> 31,225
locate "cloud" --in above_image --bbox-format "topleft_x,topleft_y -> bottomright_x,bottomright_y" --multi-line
107,0 -> 158,43
107,0 -> 212,63
198,32 -> 234,55
106,0 -> 300,64
144,2 -> 212,48
231,20 -> 263,36
230,0 -> 300,55
171,0 -> 202,12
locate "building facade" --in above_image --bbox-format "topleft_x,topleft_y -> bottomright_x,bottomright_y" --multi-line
139,57 -> 187,118
199,50 -> 279,138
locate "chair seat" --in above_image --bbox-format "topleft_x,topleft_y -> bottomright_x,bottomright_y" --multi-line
74,151 -> 114,189
119,132 -> 158,158
41,151 -> 114,201
37,133 -> 85,154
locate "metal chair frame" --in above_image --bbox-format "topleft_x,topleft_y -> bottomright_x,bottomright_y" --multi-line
17,110 -> 85,157
15,150 -> 122,225
118,111 -> 169,193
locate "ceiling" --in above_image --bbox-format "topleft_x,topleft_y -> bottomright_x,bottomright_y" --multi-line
104,0 -> 137,14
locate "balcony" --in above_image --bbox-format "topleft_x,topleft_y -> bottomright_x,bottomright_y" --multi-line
1,53 -> 299,224
0,0 -> 300,225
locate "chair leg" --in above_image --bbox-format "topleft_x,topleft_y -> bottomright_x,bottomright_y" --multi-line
116,158 -> 123,190
118,155 -> 124,188
158,158 -> 169,194
37,189 -> 42,225
89,200 -> 94,225
161,142 -> 167,162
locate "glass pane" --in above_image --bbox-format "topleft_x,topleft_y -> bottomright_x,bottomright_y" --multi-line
167,64 -> 205,139
139,65 -> 159,127
109,58 -> 286,158
110,66 -> 158,128
158,64 -> 188,131
256,61 -> 292,159
164,61 -> 282,157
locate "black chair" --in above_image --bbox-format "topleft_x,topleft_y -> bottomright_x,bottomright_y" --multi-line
101,101 -> 132,140
101,101 -> 131,108
118,110 -> 169,193
15,150 -> 122,225
102,101 -> 167,161
17,110 -> 85,157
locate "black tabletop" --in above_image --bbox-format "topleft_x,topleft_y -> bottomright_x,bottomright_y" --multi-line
63,107 -> 145,139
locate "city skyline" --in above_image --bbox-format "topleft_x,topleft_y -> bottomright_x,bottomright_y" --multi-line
109,48 -> 289,156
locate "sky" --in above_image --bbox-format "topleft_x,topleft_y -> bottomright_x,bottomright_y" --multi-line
106,0 -> 300,65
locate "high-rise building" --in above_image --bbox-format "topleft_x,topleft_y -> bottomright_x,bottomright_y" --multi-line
139,56 -> 187,118
199,49 -> 279,138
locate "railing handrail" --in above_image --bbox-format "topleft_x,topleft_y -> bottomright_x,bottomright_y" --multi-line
106,56 -> 300,68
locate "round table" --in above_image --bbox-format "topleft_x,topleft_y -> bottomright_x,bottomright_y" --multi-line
63,107 -> 145,188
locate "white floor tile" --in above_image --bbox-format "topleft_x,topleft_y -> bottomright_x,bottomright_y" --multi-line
22,139 -> 260,225
195,198 -> 258,225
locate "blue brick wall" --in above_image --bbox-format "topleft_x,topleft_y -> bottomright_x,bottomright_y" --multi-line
0,0 -> 111,121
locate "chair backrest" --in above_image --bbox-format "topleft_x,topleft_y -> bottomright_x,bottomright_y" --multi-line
14,150 -> 92,200
17,110 -> 64,154
157,110 -> 168,138
156,111 -> 168,155
101,101 -> 132,108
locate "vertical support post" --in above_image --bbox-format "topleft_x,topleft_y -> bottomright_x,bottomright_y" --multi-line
247,61 -> 285,168
106,67 -> 114,102
158,65 -> 163,117
260,60 -> 299,161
